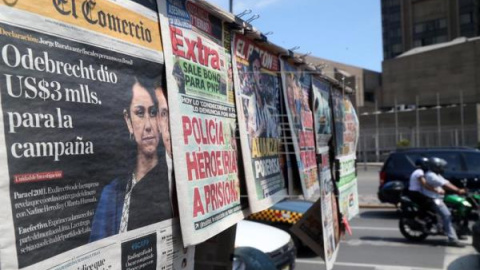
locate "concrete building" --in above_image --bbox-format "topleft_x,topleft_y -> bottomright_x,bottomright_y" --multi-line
358,0 -> 480,162
382,0 -> 480,60
302,55 -> 382,113
382,36 -> 480,107
358,37 -> 480,161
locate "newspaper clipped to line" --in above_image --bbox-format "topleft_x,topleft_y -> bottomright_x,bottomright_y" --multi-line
0,0 -> 192,269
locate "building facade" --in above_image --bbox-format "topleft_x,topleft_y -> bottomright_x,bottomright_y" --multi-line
303,55 -> 382,113
382,0 -> 480,59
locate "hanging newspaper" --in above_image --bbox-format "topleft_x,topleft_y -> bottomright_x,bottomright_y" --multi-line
231,34 -> 287,212
157,0 -> 244,246
280,60 -> 319,201
0,0 -> 194,269
312,78 -> 333,154
291,153 -> 340,270
332,89 -> 359,220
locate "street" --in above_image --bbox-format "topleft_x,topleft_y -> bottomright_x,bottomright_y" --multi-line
295,165 -> 480,270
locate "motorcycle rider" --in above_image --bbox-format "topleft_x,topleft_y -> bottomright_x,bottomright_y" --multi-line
423,157 -> 467,247
408,157 -> 442,219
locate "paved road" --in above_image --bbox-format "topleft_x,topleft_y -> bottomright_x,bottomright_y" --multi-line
295,209 -> 479,270
357,164 -> 393,207
294,166 -> 479,270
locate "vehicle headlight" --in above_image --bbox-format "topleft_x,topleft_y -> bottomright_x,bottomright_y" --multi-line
463,201 -> 472,207
287,239 -> 295,251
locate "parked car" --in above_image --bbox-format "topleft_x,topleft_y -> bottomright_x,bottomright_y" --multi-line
235,220 -> 296,270
246,199 -> 314,249
378,147 -> 480,205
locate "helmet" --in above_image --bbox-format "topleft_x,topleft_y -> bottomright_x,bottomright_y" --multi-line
415,157 -> 429,171
429,157 -> 447,174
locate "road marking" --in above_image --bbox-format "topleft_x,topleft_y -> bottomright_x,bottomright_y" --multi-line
442,236 -> 479,270
351,226 -> 398,231
343,238 -> 413,248
295,259 -> 443,270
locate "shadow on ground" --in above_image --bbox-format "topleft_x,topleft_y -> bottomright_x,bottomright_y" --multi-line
359,210 -> 399,220
447,254 -> 480,270
359,236 -> 449,247
296,246 -> 318,258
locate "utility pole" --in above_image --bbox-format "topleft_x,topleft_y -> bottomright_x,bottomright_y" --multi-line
437,93 -> 441,146
375,99 -> 379,162
229,0 -> 233,12
416,95 -> 419,147
394,97 -> 398,144
460,91 -> 464,145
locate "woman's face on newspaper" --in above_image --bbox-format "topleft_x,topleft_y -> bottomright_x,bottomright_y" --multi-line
126,82 -> 159,158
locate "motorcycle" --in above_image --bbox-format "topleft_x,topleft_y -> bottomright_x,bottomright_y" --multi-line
398,191 -> 479,241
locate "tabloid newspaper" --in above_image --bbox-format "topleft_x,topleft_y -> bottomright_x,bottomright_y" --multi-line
280,60 -> 320,201
291,155 -> 341,270
312,77 -> 333,154
231,33 -> 287,212
292,78 -> 340,270
157,0 -> 245,246
332,89 -> 359,220
0,0 -> 193,269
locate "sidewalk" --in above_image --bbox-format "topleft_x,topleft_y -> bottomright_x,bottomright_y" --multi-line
359,194 -> 395,209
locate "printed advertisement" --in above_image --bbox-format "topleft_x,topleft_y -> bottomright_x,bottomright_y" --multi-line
337,157 -> 359,220
158,0 -> 244,246
312,78 -> 332,154
231,34 -> 286,212
280,60 -> 319,201
0,1 -> 193,269
331,89 -> 359,220
291,154 -> 340,270
332,90 -> 358,158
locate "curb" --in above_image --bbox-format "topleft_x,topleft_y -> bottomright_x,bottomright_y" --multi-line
359,204 -> 396,209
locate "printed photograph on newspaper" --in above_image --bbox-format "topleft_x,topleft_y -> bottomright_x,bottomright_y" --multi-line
231,33 -> 286,212
312,78 -> 333,154
332,89 -> 359,220
157,0 -> 244,246
280,60 -> 319,201
0,1 -> 191,269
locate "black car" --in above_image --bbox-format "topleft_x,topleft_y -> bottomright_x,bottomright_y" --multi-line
378,147 -> 480,204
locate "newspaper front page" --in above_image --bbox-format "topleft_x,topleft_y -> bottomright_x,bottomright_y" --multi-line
312,78 -> 333,154
292,78 -> 340,270
0,1 -> 193,269
280,60 -> 319,201
332,89 -> 359,220
157,0 -> 245,246
231,33 -> 287,212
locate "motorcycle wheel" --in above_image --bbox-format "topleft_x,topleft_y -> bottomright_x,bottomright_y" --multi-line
399,217 -> 428,242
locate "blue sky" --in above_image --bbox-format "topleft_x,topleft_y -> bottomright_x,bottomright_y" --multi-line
208,0 -> 383,72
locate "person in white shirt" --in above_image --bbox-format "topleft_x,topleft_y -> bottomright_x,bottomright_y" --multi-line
408,157 -> 442,218
423,157 -> 466,247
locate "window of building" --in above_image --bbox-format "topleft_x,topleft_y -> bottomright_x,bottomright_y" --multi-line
383,0 -> 400,8
438,18 -> 447,29
414,23 -> 425,34
388,27 -> 401,38
392,44 -> 402,53
459,0 -> 474,8
434,35 -> 448,43
364,92 -> 375,102
413,40 -> 422,47
460,13 -> 472,25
